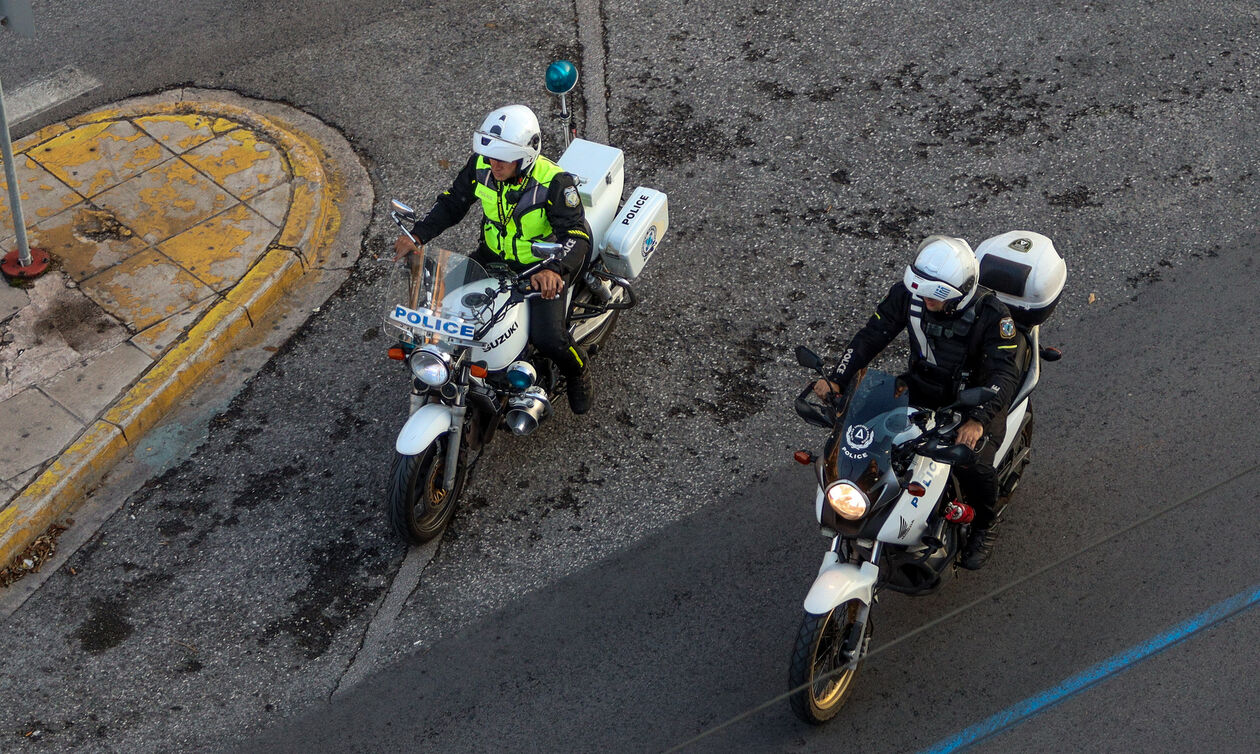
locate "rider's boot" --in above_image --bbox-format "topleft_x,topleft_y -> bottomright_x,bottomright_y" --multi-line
567,368 -> 593,414
961,524 -> 997,570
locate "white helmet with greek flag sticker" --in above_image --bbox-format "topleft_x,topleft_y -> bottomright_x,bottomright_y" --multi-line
472,105 -> 541,173
904,235 -> 979,313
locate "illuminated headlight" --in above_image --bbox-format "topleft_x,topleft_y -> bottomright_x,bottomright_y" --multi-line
825,481 -> 869,521
409,346 -> 452,387
505,360 -> 537,390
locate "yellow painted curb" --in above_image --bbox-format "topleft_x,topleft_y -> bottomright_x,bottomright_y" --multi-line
0,95 -> 349,571
0,422 -> 125,563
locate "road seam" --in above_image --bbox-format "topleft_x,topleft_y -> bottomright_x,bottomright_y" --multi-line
574,0 -> 610,143
333,538 -> 442,698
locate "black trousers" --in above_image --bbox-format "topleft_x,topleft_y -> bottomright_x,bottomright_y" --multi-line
952,408 -> 1007,529
528,283 -> 585,378
472,246 -> 586,379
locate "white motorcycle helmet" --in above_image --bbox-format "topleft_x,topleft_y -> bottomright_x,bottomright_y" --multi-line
472,105 -> 542,173
903,236 -> 979,313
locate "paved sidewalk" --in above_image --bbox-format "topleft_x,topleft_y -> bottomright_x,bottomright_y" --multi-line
0,89 -> 368,577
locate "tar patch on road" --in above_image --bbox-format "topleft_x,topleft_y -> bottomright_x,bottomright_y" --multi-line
259,528 -> 386,660
73,596 -> 135,653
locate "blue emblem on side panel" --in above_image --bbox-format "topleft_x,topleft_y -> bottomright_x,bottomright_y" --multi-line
642,225 -> 657,259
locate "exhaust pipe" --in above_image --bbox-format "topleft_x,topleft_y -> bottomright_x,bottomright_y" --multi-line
506,387 -> 552,436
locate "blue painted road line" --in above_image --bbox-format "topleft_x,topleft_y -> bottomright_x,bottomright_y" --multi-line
921,583 -> 1260,754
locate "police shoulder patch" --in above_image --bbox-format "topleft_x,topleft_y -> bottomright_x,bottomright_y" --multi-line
563,185 -> 580,208
999,317 -> 1016,339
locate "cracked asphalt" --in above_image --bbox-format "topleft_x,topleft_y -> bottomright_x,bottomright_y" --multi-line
0,0 -> 1256,750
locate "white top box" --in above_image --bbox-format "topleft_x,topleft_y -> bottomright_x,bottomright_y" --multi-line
557,138 -> 624,210
975,230 -> 1066,327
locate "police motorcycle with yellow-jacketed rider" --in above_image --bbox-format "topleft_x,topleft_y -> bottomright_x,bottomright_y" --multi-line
381,61 -> 669,544
785,231 -> 1066,724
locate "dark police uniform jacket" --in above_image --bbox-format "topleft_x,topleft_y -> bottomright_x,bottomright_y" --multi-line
829,282 -> 1022,426
410,153 -> 591,278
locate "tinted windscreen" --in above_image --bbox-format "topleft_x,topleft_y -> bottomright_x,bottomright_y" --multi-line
832,371 -> 910,486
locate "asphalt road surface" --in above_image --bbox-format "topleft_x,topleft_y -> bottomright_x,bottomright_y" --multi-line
243,235 -> 1260,753
1,1 -> 1257,751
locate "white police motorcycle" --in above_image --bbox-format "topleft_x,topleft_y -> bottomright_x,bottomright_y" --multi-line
381,62 -> 668,544
786,231 -> 1066,723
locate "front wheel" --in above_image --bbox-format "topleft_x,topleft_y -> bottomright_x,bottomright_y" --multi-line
787,600 -> 871,724
386,438 -> 465,544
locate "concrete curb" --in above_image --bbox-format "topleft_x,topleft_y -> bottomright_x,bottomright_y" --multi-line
0,89 -> 364,570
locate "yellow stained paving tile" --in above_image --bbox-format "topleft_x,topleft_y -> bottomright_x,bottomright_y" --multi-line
29,120 -> 173,198
246,182 -> 292,227
79,248 -> 216,331
21,204 -> 150,282
92,160 -> 236,244
159,203 -> 278,291
13,122 -> 69,153
0,155 -> 83,238
129,297 -> 216,359
134,114 -> 240,154
182,129 -> 289,200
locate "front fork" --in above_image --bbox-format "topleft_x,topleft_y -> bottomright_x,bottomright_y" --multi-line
443,401 -> 466,492
842,539 -> 878,657
411,378 -> 467,493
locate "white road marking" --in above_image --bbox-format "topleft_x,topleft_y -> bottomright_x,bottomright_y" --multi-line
5,65 -> 101,126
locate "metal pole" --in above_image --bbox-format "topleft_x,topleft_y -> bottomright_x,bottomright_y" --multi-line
558,92 -> 572,150
0,75 -> 32,267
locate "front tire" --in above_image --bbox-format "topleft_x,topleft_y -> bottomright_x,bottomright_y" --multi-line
386,438 -> 465,544
788,600 -> 871,724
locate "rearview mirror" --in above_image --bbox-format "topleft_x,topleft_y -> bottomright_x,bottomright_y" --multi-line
390,199 -> 416,218
795,346 -> 824,371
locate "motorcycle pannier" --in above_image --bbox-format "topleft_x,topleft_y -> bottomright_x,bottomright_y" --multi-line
974,231 -> 1066,328
601,187 -> 668,281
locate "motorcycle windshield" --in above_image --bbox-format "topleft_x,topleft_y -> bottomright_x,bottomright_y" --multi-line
830,370 -> 911,488
385,248 -> 502,346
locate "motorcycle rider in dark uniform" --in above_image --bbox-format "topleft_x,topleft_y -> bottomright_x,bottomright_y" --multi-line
812,236 -> 1022,569
393,104 -> 595,413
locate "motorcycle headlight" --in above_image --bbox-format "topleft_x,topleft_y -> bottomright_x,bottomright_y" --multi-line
825,481 -> 869,521
409,346 -> 452,387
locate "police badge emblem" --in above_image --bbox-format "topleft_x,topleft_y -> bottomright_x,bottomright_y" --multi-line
1000,317 -> 1016,339
564,185 -> 580,208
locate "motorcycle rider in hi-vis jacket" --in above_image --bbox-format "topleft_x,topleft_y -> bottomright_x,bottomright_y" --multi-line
393,105 -> 596,414
812,236 -> 1022,569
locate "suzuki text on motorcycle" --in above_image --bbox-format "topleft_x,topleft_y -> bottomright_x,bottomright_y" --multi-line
380,61 -> 669,544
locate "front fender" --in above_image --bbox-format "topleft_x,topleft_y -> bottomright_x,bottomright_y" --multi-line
803,555 -> 879,614
395,403 -> 454,456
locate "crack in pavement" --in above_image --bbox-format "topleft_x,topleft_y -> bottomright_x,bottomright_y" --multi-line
331,536 -> 441,698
